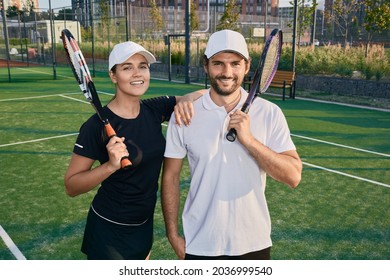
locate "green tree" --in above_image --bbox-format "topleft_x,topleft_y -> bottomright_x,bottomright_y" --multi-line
326,0 -> 361,46
6,5 -> 19,18
363,0 -> 390,42
55,8 -> 73,21
216,0 -> 240,31
36,11 -> 50,20
190,2 -> 200,32
289,0 -> 318,46
97,0 -> 110,37
21,0 -> 36,21
149,0 -> 165,31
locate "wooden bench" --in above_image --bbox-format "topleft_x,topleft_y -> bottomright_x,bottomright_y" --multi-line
243,70 -> 296,101
269,70 -> 296,100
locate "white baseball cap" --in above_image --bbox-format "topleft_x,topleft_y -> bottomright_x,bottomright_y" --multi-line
205,30 -> 249,60
108,41 -> 156,71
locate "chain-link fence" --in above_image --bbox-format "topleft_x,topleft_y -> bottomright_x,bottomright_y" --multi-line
0,3 -> 283,82
2,3 -> 388,82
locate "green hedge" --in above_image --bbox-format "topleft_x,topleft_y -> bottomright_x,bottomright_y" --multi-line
46,40 -> 388,81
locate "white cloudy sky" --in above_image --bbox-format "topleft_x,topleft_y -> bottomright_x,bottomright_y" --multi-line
280,0 -> 325,8
38,0 -> 71,10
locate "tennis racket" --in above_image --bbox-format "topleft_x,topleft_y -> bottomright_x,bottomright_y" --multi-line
61,29 -> 132,169
226,28 -> 282,142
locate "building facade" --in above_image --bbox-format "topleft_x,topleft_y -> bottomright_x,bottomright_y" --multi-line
1,0 -> 39,10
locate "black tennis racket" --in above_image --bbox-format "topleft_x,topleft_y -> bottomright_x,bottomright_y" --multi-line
226,28 -> 283,142
61,29 -> 132,169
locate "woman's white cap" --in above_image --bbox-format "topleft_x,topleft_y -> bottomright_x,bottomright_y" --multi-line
108,41 -> 156,71
205,29 -> 249,60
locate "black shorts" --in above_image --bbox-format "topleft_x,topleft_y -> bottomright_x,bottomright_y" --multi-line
185,247 -> 271,260
81,207 -> 153,260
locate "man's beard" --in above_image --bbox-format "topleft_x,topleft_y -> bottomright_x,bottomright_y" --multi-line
209,74 -> 243,96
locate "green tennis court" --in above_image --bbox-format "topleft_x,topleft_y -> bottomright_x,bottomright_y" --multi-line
0,66 -> 389,259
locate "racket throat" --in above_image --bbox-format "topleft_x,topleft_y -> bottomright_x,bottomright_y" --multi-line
241,103 -> 250,114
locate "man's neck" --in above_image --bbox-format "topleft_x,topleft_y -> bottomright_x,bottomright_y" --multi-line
209,88 -> 242,113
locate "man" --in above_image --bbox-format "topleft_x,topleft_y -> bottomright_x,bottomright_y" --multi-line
161,29 -> 302,260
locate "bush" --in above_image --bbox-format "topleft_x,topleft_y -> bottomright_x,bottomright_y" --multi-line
290,44 -> 389,80
73,39 -> 390,81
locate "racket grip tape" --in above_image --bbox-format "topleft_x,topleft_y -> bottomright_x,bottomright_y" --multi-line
226,128 -> 237,142
120,157 -> 132,169
226,103 -> 250,142
104,123 -> 132,169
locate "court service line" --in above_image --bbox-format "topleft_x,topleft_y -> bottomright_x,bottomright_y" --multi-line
0,92 -> 78,102
0,94 -> 96,148
1,132 -> 387,188
294,96 -> 390,113
292,134 -> 390,158
0,225 -> 27,260
262,92 -> 390,113
303,162 -> 389,188
2,95 -> 388,187
0,92 -> 111,103
59,94 -> 89,104
15,67 -> 72,79
98,91 -> 115,96
0,133 -> 79,148
166,123 -> 389,187
0,92 -> 109,103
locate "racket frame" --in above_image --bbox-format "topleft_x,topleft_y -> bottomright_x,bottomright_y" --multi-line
61,29 -> 132,168
226,29 -> 282,142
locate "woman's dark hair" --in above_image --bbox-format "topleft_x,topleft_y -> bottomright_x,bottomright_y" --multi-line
109,65 -> 117,101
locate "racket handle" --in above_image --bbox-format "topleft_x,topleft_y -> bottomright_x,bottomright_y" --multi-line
226,103 -> 250,142
120,157 -> 132,169
104,123 -> 132,169
226,128 -> 237,142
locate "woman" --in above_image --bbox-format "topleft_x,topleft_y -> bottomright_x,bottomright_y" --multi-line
64,41 -> 203,260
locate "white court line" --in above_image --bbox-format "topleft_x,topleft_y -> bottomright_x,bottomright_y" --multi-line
0,92 -> 78,102
292,134 -> 390,158
303,162 -> 390,188
1,94 -> 388,188
2,131 -> 387,188
0,92 -> 111,103
59,94 -> 89,104
0,94 -> 91,148
294,96 -> 390,113
0,225 -> 27,260
0,133 -> 78,148
15,67 -> 72,79
98,91 -> 114,96
262,92 -> 390,113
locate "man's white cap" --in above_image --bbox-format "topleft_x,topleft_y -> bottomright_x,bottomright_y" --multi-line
204,29 -> 249,60
108,41 -> 156,71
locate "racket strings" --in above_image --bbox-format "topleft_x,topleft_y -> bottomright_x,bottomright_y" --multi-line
260,34 -> 281,91
64,36 -> 93,101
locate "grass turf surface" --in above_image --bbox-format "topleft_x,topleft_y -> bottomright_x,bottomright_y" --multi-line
0,66 -> 389,259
